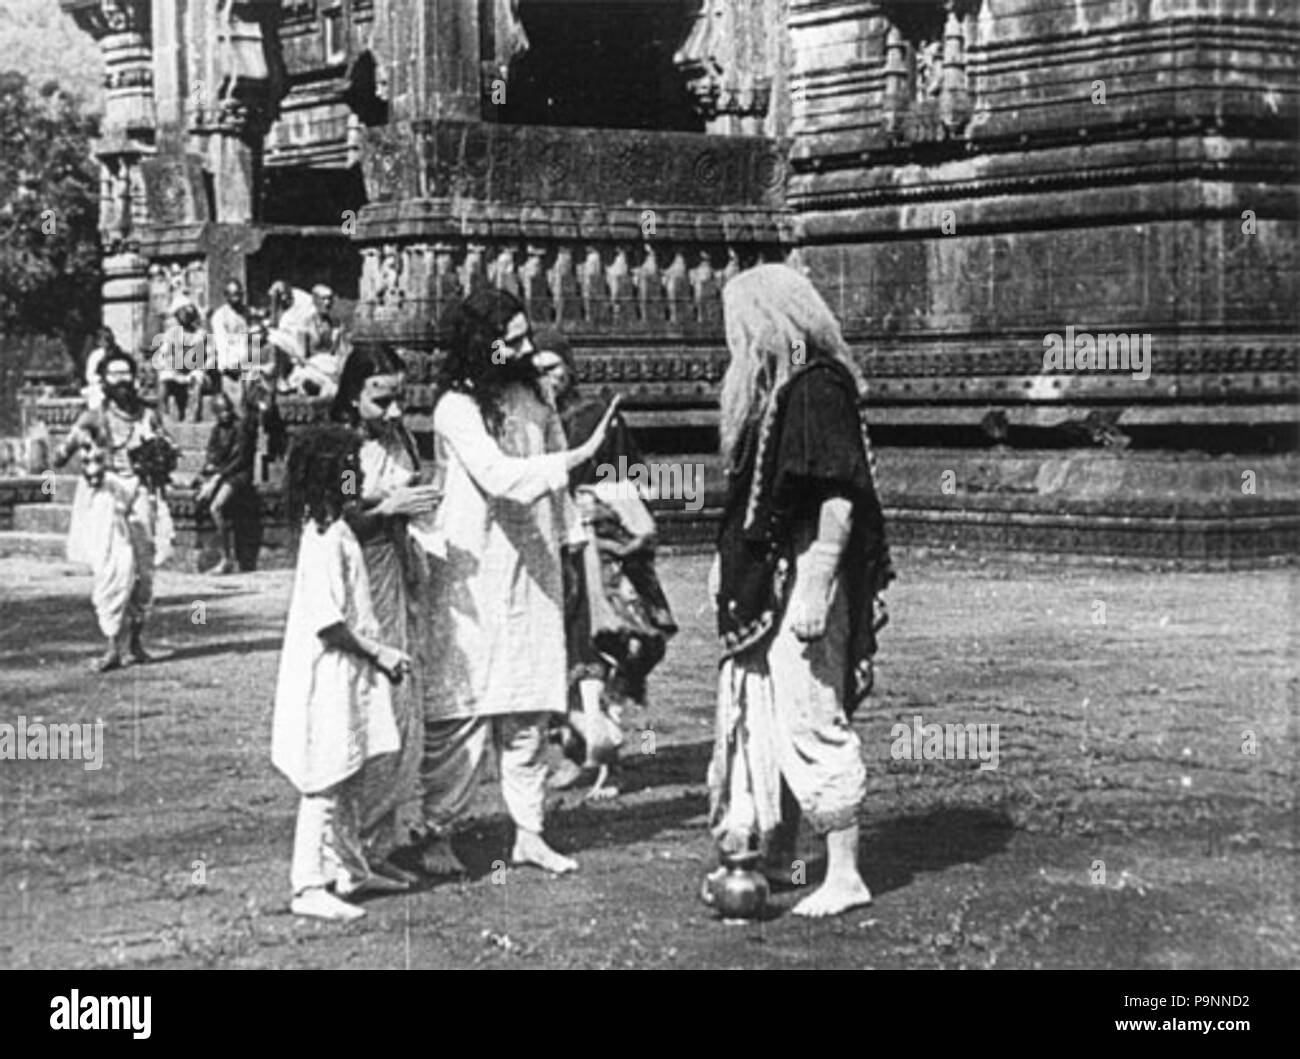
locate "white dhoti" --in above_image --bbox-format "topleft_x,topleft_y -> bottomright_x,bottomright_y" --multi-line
708,541 -> 867,854
67,478 -> 157,647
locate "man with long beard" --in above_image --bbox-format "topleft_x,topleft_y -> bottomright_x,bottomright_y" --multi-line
55,350 -> 177,671
415,290 -> 621,876
707,264 -> 893,917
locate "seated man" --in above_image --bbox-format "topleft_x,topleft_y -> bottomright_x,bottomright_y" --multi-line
153,301 -> 211,422
285,285 -> 345,398
194,394 -> 256,574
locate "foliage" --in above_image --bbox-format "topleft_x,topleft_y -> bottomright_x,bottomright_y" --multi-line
0,70 -> 100,356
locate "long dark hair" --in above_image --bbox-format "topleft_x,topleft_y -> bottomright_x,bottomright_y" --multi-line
332,345 -> 406,424
286,425 -> 361,533
435,289 -> 535,437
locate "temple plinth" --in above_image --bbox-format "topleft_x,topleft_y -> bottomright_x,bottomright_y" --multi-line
22,0 -> 1297,566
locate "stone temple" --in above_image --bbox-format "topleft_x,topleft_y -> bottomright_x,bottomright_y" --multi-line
10,0 -> 1298,564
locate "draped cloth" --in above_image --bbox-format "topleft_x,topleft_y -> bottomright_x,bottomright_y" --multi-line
715,358 -> 893,715
561,395 -> 677,705
272,518 -> 399,795
421,384 -> 584,721
63,404 -> 175,645
354,432 -> 428,851
416,383 -> 582,837
67,474 -> 147,642
709,358 -> 891,853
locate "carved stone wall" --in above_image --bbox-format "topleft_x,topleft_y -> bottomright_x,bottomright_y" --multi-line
789,0 -> 1299,427
51,0 -> 1299,560
351,119 -> 791,370
781,0 -> 1299,556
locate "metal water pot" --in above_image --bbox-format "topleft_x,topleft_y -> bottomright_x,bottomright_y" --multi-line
700,850 -> 769,921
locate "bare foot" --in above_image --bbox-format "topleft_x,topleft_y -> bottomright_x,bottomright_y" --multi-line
791,876 -> 872,918
418,835 -> 467,877
585,784 -> 620,802
583,765 -> 619,801
511,831 -> 578,874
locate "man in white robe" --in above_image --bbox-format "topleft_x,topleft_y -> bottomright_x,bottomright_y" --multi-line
414,291 -> 618,876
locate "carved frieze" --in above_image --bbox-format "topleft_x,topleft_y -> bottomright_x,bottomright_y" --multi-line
350,238 -> 787,347
361,121 -> 788,212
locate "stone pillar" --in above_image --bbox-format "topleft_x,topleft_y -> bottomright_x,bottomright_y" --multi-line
673,0 -> 780,135
372,0 -> 482,124
65,0 -> 158,356
190,1 -> 275,225
940,4 -> 970,131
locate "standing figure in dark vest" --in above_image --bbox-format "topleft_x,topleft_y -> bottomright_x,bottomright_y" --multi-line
707,264 -> 894,917
534,329 -> 678,799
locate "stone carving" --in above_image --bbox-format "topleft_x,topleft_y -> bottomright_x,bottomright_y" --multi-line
483,0 -> 530,101
375,244 -> 404,308
881,0 -> 975,141
674,0 -> 775,134
549,247 -> 579,324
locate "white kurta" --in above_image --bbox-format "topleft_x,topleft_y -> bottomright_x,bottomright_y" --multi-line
272,518 -> 400,795
422,386 -> 584,721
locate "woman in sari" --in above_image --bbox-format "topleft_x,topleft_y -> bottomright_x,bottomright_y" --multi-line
333,347 -> 441,882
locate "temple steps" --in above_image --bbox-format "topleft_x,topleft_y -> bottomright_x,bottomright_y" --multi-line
11,503 -> 71,535
0,530 -> 67,561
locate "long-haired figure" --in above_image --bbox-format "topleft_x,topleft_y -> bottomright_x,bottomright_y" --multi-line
414,290 -> 621,877
272,426 -> 412,921
331,346 -> 440,882
707,264 -> 893,917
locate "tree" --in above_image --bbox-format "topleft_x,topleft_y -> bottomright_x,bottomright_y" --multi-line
0,70 -> 100,366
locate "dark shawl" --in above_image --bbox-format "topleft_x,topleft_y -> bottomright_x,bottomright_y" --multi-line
716,358 -> 893,716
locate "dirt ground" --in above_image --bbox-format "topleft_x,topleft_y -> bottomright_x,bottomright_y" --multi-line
0,548 -> 1295,969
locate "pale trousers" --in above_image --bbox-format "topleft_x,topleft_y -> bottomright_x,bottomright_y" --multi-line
421,714 -> 549,836
708,550 -> 867,855
289,776 -> 369,895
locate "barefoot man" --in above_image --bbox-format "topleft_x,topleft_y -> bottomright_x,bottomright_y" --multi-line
415,290 -> 621,877
708,264 -> 894,917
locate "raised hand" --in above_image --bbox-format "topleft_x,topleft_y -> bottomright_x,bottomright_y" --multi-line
578,395 -> 623,461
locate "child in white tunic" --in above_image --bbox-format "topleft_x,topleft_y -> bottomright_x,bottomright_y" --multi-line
272,426 -> 411,921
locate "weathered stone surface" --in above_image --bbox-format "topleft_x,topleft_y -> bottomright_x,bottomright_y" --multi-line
46,0 -> 1299,561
